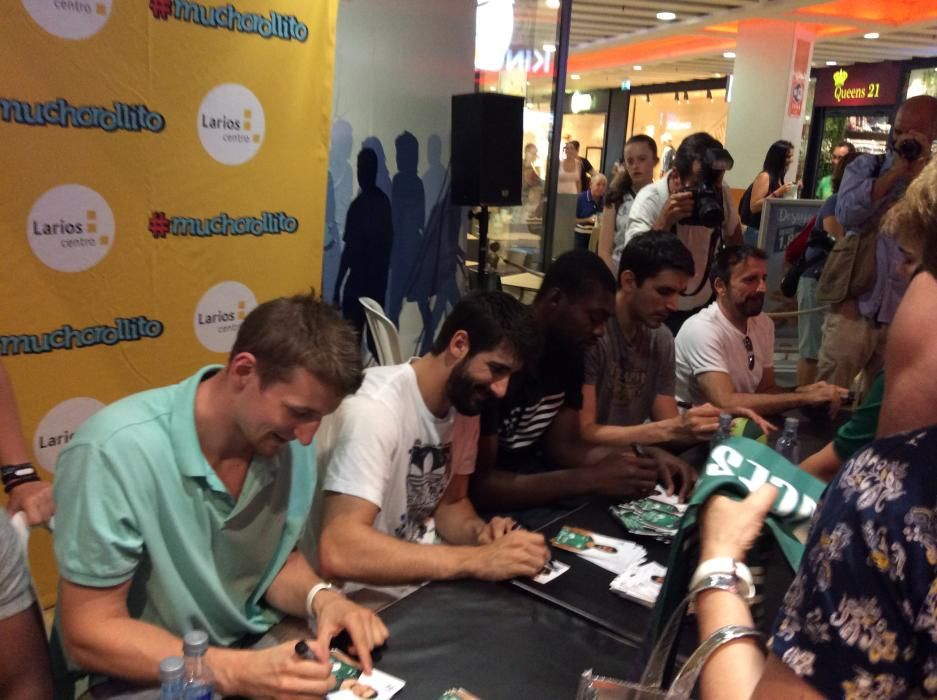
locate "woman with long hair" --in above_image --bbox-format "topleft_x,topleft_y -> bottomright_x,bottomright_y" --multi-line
741,139 -> 798,246
598,134 -> 659,272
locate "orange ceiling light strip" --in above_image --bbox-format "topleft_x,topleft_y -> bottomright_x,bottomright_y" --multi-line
794,0 -> 937,25
704,22 -> 739,34
815,24 -> 859,36
568,35 -> 736,73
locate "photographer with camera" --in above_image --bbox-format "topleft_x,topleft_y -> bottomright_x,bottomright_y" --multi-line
815,95 -> 937,396
625,132 -> 742,334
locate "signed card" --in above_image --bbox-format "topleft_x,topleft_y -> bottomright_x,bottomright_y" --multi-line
327,651 -> 405,700
532,559 -> 570,584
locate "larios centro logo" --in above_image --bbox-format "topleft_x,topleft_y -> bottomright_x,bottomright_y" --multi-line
28,185 -> 115,272
149,210 -> 298,238
33,397 -> 105,473
0,317 -> 164,357
197,84 -> 265,165
22,0 -> 113,40
194,282 -> 258,352
149,0 -> 308,42
1,97 -> 165,133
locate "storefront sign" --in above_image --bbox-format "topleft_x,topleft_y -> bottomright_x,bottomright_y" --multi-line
570,91 -> 592,113
814,62 -> 901,108
563,90 -> 609,114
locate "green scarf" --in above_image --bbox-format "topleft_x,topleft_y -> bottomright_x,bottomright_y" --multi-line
649,436 -> 826,643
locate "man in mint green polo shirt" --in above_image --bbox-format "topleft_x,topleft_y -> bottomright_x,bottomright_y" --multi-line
53,293 -> 388,698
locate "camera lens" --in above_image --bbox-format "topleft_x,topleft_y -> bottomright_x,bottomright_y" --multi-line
696,193 -> 724,228
897,138 -> 922,161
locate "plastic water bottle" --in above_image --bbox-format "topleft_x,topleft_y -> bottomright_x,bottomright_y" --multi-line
159,656 -> 184,700
774,417 -> 800,463
182,630 -> 215,700
710,413 -> 733,451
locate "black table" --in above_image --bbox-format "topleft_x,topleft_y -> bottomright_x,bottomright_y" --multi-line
512,502 -> 669,646
375,578 -> 643,699
372,414 -> 844,697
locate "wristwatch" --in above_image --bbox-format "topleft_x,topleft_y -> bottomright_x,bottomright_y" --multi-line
689,557 -> 755,601
305,582 -> 334,618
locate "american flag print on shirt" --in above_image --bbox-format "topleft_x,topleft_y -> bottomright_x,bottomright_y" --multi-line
499,391 -> 566,450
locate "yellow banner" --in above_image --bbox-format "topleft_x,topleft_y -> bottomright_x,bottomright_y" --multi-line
1,0 -> 338,604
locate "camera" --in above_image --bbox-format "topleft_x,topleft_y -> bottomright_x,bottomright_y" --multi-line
896,138 -> 923,161
680,147 -> 734,228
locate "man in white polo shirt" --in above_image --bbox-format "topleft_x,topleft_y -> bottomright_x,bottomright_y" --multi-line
675,245 -> 847,415
53,293 -> 387,699
316,291 -> 549,594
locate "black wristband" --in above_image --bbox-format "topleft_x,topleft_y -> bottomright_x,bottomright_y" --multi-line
1,462 -> 40,494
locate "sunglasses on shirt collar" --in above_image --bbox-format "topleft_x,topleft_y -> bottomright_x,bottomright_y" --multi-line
743,335 -> 755,371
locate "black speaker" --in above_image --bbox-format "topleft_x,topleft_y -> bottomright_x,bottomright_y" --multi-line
451,93 -> 524,206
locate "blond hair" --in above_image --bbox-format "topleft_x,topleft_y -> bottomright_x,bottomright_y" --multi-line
884,157 -> 937,274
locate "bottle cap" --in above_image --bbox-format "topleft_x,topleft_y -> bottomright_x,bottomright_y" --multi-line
784,416 -> 799,430
183,630 -> 209,656
159,656 -> 184,680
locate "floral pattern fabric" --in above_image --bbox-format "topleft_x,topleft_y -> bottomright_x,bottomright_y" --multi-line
770,426 -> 937,698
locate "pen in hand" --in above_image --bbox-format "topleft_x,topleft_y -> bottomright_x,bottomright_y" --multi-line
294,640 -> 319,662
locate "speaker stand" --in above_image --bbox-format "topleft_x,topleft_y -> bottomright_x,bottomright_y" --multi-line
469,205 -> 497,290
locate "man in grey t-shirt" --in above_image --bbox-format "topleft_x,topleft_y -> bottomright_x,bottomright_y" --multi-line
580,232 -> 742,499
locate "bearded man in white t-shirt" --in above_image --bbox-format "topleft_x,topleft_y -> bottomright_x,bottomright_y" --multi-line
674,245 -> 848,416
317,291 -> 550,593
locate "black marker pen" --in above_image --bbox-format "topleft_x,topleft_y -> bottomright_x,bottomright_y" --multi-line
294,640 -> 318,662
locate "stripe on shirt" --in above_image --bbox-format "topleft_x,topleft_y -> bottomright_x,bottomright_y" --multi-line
500,392 -> 565,449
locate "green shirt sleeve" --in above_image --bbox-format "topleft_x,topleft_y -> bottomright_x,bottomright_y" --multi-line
53,442 -> 144,588
832,372 -> 885,462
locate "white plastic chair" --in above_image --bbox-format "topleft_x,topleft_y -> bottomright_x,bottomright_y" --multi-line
358,297 -> 403,366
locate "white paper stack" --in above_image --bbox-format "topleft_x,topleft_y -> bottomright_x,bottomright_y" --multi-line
574,532 -> 647,576
609,560 -> 668,607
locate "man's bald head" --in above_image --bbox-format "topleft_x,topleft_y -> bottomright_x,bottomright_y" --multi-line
895,95 -> 937,142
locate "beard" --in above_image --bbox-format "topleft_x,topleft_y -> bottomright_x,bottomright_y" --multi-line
741,293 -> 765,317
446,360 -> 494,416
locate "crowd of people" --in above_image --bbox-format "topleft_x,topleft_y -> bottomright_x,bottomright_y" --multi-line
2,93 -> 937,700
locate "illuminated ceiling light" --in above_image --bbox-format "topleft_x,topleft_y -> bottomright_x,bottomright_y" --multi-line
656,11 -> 677,21
633,65 -> 643,71
826,60 -> 837,66
683,90 -> 689,101
863,32 -> 880,39
488,86 -> 496,91
474,0 -> 514,72
545,0 -> 560,8
712,72 -> 722,78
723,51 -> 736,59
706,89 -> 713,101
570,73 -> 581,80
543,43 -> 556,52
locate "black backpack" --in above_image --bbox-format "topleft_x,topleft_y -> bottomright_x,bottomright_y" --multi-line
780,227 -> 833,298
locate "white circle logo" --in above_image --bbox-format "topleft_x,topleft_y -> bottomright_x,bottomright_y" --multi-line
194,281 -> 258,353
28,184 -> 115,272
33,397 -> 105,473
197,84 -> 265,165
21,0 -> 112,40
